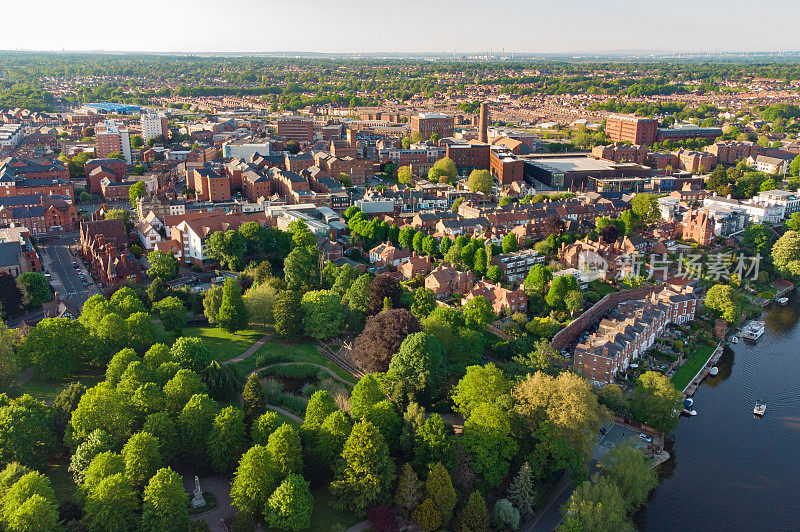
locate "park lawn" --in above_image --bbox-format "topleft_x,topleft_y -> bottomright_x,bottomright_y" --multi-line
309,488 -> 362,531
18,365 -> 105,403
671,344 -> 715,391
181,326 -> 267,363
236,338 -> 356,383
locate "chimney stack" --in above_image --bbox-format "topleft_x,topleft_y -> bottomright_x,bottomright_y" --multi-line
478,103 -> 489,144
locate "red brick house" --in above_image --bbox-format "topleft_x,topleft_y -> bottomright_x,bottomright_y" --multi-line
425,263 -> 474,299
80,218 -> 143,287
463,280 -> 527,314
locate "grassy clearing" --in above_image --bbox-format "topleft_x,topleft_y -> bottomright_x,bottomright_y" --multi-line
181,326 -> 266,362
235,338 -> 355,382
18,365 -> 105,403
671,344 -> 715,391
309,488 -> 362,531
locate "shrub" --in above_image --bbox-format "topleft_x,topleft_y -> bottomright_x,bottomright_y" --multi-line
260,378 -> 284,403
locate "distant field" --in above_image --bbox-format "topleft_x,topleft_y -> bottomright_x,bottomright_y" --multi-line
671,344 -> 715,391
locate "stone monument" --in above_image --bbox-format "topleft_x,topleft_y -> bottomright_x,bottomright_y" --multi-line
191,476 -> 206,509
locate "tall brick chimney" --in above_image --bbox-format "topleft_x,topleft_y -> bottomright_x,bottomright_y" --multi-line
478,103 -> 489,144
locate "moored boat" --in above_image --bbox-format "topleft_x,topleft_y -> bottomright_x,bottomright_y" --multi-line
741,321 -> 765,341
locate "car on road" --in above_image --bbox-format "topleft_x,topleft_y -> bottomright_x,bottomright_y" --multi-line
638,434 -> 652,443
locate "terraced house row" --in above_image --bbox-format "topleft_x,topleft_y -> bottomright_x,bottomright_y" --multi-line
573,285 -> 698,384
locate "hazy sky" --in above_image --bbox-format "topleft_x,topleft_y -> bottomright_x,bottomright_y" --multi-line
4,0 -> 800,54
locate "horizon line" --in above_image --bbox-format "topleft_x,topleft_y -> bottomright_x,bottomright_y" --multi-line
1,48 -> 800,58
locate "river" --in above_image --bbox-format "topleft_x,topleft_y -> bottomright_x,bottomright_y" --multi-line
637,295 -> 800,531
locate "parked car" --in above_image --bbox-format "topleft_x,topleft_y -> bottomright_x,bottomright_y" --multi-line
44,271 -> 51,278
638,434 -> 652,443
599,427 -> 607,435
72,261 -> 78,268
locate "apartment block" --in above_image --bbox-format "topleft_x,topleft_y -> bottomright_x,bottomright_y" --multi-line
605,114 -> 658,146
193,167 -> 231,202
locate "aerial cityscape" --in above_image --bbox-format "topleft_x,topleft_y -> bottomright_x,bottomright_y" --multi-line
0,2 -> 799,531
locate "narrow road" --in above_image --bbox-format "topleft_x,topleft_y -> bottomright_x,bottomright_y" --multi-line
42,233 -> 98,312
521,471 -> 573,532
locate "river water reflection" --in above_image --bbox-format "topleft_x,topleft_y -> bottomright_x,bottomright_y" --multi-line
637,296 -> 800,531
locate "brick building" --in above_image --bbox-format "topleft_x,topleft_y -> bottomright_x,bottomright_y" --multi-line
605,115 -> 658,146
277,116 -> 315,143
285,153 -> 314,173
79,218 -> 143,287
491,248 -> 545,283
572,286 -> 697,383
464,280 -> 527,314
591,143 -> 650,164
100,178 -> 133,202
410,113 -> 454,141
446,142 -> 491,174
675,148 -> 717,173
489,147 -> 524,185
704,140 -> 760,165
680,209 -> 715,245
193,167 -> 231,202
242,169 -> 272,202
87,165 -> 119,194
425,263 -> 475,299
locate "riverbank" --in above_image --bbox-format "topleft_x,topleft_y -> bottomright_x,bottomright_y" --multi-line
670,344 -> 716,392
638,295 -> 800,530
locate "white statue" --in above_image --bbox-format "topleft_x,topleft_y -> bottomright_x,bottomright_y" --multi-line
191,475 -> 206,508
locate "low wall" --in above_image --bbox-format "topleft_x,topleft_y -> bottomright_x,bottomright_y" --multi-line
551,285 -> 658,351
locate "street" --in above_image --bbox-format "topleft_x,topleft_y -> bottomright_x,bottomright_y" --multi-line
42,232 -> 99,313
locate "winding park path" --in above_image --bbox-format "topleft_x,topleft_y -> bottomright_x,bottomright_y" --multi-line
247,362 -> 357,386
221,333 -> 273,365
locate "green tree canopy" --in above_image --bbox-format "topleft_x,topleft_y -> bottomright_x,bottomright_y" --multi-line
265,474 -> 314,531
632,371 -> 682,433
83,473 -> 140,532
467,169 -> 493,194
217,278 -> 248,334
207,406 -> 248,474
141,467 -> 189,532
301,290 -> 345,339
330,421 -> 395,515
147,250 -> 178,280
